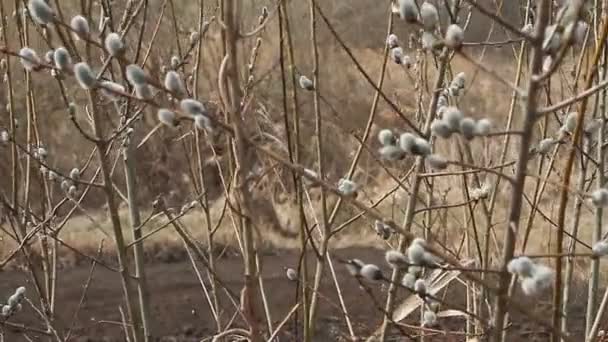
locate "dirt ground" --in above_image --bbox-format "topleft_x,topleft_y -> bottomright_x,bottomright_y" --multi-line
0,247 -> 601,341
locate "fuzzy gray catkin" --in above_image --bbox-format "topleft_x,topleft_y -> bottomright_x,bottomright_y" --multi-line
443,107 -> 463,131
126,64 -> 147,86
135,84 -> 153,99
378,129 -> 396,146
28,0 -> 54,25
386,34 -> 399,49
70,15 -> 90,39
164,71 -> 186,96
399,133 -> 416,153
53,47 -> 71,70
459,117 -> 476,140
73,62 -> 97,89
104,33 -> 125,56
379,145 -> 405,160
299,75 -> 314,91
100,81 -> 125,101
360,264 -> 383,281
475,118 -> 492,136
390,47 -> 405,65
19,47 -> 40,71
398,0 -> 418,23
419,2 -> 439,31
445,24 -> 464,49
430,120 -> 452,138
157,109 -> 176,127
180,99 -> 207,116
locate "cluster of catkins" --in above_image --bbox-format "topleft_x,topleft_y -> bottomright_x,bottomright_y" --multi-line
1,287 -> 26,319
346,238 -> 440,326
377,129 -> 449,171
533,111 -> 601,156
23,0 -> 212,134
395,0 -> 464,50
520,0 -> 590,72
432,106 -> 492,141
374,220 -> 394,240
507,257 -> 554,296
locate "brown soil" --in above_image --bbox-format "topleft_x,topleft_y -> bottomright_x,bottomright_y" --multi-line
0,248 -> 600,341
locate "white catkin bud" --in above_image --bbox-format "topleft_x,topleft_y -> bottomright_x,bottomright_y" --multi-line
28,0 -> 54,25
386,33 -> 399,49
100,81 -> 125,101
1,305 -> 10,317
48,170 -> 58,181
73,62 -> 96,89
70,15 -> 90,39
157,109 -> 176,127
398,0 -> 419,23
537,138 -> 557,154
15,286 -> 25,297
1,130 -> 9,143
346,259 -> 365,276
378,129 -> 396,146
414,279 -> 427,295
19,47 -> 40,71
591,189 -> 608,207
44,50 -> 54,64
563,112 -> 578,133
390,47 -> 405,65
385,250 -> 408,269
456,117 -> 475,140
126,64 -> 147,86
62,180 -> 72,193
422,31 -> 437,50
412,137 -> 431,156
507,256 -> 534,278
374,221 -> 391,239
592,239 -> 608,257
408,265 -> 423,277
135,84 -> 152,99
521,277 -> 540,296
379,145 -> 406,161
420,2 -> 439,31
522,23 -> 534,36
430,120 -> 452,138
360,264 -> 383,281
170,56 -> 180,70
180,99 -> 207,116
7,294 -> 19,307
530,264 -> 554,291
443,107 -> 463,131
338,178 -> 358,196
299,75 -> 314,90
407,242 -> 426,265
573,21 -> 588,45
69,168 -> 80,180
68,185 -> 78,197
53,47 -> 71,70
399,133 -> 417,153
445,24 -> 464,49
194,115 -> 211,132
470,183 -> 492,200
104,33 -> 125,56
164,71 -> 186,96
402,273 -> 417,288
422,310 -> 438,327
285,268 -> 298,281
189,31 -> 200,45
475,118 -> 492,136
452,72 -> 466,89
426,154 -> 448,170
